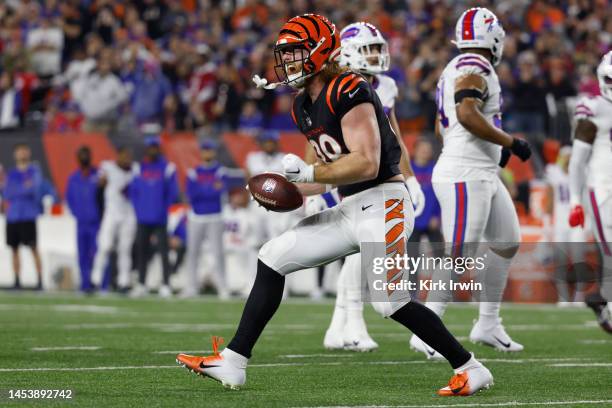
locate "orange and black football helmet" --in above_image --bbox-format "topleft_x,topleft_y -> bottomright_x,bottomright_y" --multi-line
273,14 -> 341,88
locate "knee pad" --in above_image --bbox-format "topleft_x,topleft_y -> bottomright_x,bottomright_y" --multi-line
490,243 -> 519,259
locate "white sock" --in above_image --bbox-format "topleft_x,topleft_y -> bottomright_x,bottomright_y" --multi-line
345,286 -> 369,334
327,284 -> 346,333
478,249 -> 512,327
454,353 -> 480,374
222,348 -> 248,369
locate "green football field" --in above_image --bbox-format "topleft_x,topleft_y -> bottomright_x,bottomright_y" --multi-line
0,293 -> 611,407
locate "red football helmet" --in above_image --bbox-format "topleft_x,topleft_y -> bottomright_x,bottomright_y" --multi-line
273,14 -> 341,88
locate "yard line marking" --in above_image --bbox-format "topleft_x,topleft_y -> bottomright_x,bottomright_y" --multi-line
61,323 -> 315,331
444,322 -> 598,331
152,350 -> 211,354
281,354 -> 354,358
480,358 -> 594,363
0,304 -> 123,314
549,363 -> 612,367
31,346 -> 101,352
578,339 -> 611,344
0,365 -> 178,372
301,399 -> 612,407
3,357 -> 603,373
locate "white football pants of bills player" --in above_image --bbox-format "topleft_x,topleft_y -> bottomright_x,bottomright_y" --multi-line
91,209 -> 137,288
426,177 -> 520,313
259,182 -> 414,317
183,212 -> 227,298
587,187 -> 612,301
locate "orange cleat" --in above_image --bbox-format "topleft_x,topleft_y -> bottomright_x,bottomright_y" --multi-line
176,336 -> 246,390
438,372 -> 471,396
437,357 -> 493,396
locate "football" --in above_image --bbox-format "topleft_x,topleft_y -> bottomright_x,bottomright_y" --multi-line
247,172 -> 303,212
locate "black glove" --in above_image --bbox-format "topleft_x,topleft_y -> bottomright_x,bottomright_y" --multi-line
510,138 -> 532,161
499,147 -> 511,168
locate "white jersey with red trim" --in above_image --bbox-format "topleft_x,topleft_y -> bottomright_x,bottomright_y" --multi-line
372,74 -> 398,116
432,52 -> 503,183
574,95 -> 612,190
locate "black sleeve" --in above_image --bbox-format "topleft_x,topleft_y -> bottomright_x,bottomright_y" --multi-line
333,74 -> 375,120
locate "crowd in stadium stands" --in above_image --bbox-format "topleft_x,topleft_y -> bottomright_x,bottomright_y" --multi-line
0,0 -> 610,294
0,0 -> 609,141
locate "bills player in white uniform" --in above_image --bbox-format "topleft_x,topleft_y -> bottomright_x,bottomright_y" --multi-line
90,147 -> 137,291
568,51 -> 612,334
545,146 -> 586,305
245,131 -> 299,238
320,21 -> 426,352
223,187 -> 265,297
410,8 -> 533,358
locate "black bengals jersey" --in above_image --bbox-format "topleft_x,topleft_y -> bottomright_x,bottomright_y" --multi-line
291,71 -> 401,197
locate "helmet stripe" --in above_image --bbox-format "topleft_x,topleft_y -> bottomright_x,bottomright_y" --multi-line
301,15 -> 321,37
462,9 -> 478,40
293,19 -> 316,41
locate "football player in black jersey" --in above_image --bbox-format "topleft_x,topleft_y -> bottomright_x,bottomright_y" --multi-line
176,13 -> 493,396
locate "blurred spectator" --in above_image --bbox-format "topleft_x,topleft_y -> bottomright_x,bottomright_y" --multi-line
526,0 -> 565,34
267,93 -> 295,131
26,15 -> 64,78
188,45 -> 218,129
130,60 -> 173,133
66,146 -> 101,292
3,144 -> 44,290
0,71 -> 22,130
46,101 -> 84,132
74,50 -> 129,133
130,136 -> 179,298
181,139 -> 229,299
60,49 -> 96,97
545,58 -> 576,101
505,51 -> 547,137
231,0 -> 269,31
238,100 -> 264,135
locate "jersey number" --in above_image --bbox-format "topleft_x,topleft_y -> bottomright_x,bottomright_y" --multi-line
435,79 -> 449,128
309,134 -> 343,163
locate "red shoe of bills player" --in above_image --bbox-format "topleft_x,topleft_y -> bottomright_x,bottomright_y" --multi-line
176,337 -> 246,390
438,354 -> 493,396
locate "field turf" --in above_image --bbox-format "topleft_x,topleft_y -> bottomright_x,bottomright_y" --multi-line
0,293 -> 611,407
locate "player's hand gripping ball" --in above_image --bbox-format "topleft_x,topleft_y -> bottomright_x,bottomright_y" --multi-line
247,172 -> 303,212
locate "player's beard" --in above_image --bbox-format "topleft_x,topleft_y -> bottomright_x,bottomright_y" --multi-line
285,62 -> 307,88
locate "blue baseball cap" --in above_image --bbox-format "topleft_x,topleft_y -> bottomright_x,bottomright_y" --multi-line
257,130 -> 280,142
144,136 -> 160,147
200,139 -> 218,150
